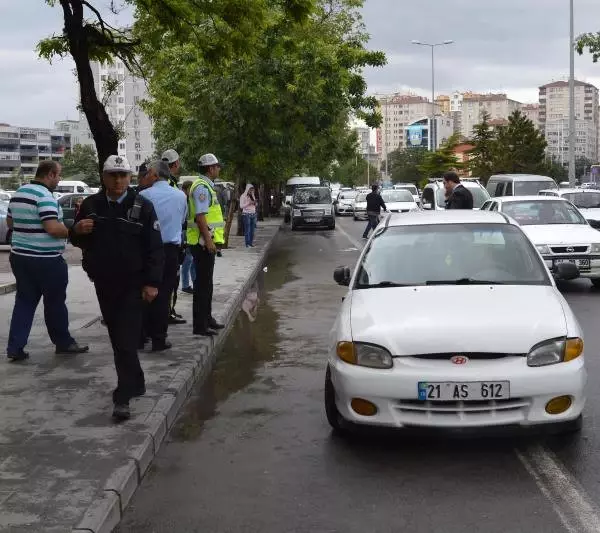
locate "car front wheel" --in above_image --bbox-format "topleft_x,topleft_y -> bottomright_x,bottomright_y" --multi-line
592,279 -> 600,289
325,366 -> 347,433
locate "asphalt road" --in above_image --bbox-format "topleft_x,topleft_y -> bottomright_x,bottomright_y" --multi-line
0,244 -> 82,273
118,216 -> 600,533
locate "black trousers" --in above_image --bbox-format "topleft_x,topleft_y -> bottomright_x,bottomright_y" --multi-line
95,281 -> 145,404
190,244 -> 215,332
143,244 -> 179,343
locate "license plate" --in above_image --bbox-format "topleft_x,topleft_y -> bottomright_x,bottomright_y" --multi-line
305,217 -> 320,223
418,381 -> 510,401
554,258 -> 590,269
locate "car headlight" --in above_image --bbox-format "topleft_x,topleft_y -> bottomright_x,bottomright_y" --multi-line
527,337 -> 583,367
323,206 -> 332,215
591,243 -> 600,253
293,209 -> 301,217
536,244 -> 551,255
336,341 -> 393,369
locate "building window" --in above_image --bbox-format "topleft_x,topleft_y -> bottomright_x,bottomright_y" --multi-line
118,97 -> 124,103
119,142 -> 126,149
119,109 -> 124,115
135,153 -> 141,161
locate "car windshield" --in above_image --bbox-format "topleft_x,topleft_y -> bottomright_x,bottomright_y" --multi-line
355,223 -> 549,288
502,200 -> 587,225
562,192 -> 600,209
339,191 -> 358,200
55,185 -> 75,193
395,185 -> 418,195
382,190 -> 414,203
356,193 -> 368,202
293,188 -> 331,204
514,180 -> 557,195
435,185 -> 489,208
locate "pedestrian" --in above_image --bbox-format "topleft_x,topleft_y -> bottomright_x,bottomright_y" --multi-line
180,180 -> 196,294
362,184 -> 387,239
160,149 -> 187,324
188,153 -> 226,336
70,155 -> 164,422
444,171 -> 474,210
240,183 -> 257,247
138,160 -> 187,351
5,160 -> 89,361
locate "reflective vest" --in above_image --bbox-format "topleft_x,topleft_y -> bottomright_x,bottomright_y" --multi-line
187,177 -> 225,245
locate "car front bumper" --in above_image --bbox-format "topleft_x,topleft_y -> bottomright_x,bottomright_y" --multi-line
336,204 -> 354,215
329,355 -> 586,429
353,210 -> 368,220
292,215 -> 334,227
543,255 -> 600,279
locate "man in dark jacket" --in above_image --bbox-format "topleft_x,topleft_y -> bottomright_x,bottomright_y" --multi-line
70,155 -> 164,422
444,172 -> 474,210
362,184 -> 387,239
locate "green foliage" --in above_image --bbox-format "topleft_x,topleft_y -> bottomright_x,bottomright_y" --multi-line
576,33 -> 600,62
6,168 -> 24,190
61,144 -> 101,186
331,156 -> 379,187
540,160 -> 568,182
418,134 -> 462,181
467,111 -> 495,180
387,148 -> 427,184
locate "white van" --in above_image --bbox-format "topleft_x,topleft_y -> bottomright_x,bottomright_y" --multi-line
486,174 -> 558,198
56,180 -> 92,194
284,176 -> 321,222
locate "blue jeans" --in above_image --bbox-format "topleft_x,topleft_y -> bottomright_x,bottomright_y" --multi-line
362,214 -> 380,238
243,213 -> 256,247
7,254 -> 74,353
181,248 -> 196,289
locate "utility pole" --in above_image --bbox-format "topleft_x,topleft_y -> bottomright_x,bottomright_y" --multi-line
568,0 -> 576,186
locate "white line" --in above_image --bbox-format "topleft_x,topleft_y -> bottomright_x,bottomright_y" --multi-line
516,444 -> 600,533
335,220 -> 363,250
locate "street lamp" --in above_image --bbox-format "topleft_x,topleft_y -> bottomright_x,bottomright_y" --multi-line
568,0 -> 576,186
411,40 -> 454,152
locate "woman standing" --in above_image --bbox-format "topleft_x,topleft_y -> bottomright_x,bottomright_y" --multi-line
240,183 -> 257,248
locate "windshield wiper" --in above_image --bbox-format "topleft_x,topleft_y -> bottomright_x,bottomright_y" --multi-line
426,278 -> 505,286
356,281 -> 413,288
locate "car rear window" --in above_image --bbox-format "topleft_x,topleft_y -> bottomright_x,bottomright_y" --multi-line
514,181 -> 558,195
502,200 -> 587,225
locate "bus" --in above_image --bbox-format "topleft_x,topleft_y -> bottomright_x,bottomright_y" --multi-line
591,165 -> 600,185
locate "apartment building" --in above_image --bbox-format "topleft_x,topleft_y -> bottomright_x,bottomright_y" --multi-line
521,104 -> 541,129
0,123 -> 71,182
539,80 -> 599,163
54,119 -> 96,150
460,93 -> 522,139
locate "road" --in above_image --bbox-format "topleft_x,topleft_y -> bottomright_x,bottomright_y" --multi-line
0,244 -> 82,273
118,215 -> 600,533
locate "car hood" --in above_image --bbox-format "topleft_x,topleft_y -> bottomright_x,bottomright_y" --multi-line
521,224 -> 600,244
349,285 -> 566,355
354,201 -> 367,208
386,201 -> 417,211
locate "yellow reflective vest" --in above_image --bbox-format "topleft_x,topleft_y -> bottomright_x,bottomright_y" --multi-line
187,177 -> 225,246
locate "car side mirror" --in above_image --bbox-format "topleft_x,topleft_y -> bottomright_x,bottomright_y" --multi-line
554,262 -> 580,281
333,266 -> 351,286
422,202 -> 432,210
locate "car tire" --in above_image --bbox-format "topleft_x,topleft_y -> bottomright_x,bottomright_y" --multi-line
592,279 -> 600,289
353,216 -> 357,221
291,220 -> 298,231
325,366 -> 348,434
284,214 -> 291,223
328,221 -> 336,230
554,414 -> 583,435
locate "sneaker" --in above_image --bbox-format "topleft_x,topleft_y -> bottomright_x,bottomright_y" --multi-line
55,342 -> 89,355
112,403 -> 131,422
7,350 -> 29,362
181,287 -> 194,295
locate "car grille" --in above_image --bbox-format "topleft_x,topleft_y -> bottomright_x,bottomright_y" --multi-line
302,210 -> 324,217
394,398 -> 530,427
550,245 -> 588,254
390,209 -> 411,213
410,353 -> 523,360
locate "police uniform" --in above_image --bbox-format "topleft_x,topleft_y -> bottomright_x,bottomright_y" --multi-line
188,173 -> 225,334
71,182 -> 164,412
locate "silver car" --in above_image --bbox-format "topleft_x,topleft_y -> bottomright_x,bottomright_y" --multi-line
0,200 -> 11,244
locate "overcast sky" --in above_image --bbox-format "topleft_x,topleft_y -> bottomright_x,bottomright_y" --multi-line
1,0 -> 600,128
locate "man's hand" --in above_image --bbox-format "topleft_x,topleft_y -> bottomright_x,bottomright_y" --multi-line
142,286 -> 158,303
206,238 -> 217,254
74,219 -> 94,235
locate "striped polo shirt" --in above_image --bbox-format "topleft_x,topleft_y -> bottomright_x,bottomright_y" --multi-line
8,182 -> 65,257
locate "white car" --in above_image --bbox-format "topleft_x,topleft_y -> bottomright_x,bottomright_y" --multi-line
481,196 -> 600,288
326,210 -> 585,434
335,190 -> 358,216
539,188 -> 600,230
353,192 -> 369,221
381,189 -> 419,213
393,183 -> 420,205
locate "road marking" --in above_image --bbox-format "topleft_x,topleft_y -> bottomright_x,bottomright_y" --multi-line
516,444 -> 600,533
336,221 -> 363,250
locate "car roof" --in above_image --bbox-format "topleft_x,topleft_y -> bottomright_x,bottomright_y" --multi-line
540,188 -> 600,194
489,174 -> 554,181
492,196 -> 570,203
385,210 -> 511,227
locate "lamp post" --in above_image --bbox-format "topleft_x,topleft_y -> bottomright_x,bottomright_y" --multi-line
411,40 -> 454,152
568,0 -> 576,186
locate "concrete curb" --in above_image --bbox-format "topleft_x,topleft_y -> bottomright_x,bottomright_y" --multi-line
0,281 -> 16,295
72,222 -> 282,533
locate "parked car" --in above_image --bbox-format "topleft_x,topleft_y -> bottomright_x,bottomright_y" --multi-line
56,180 -> 93,194
381,189 -> 419,213
0,200 -> 11,244
481,196 -> 600,288
486,174 -> 558,198
283,176 -> 321,222
335,190 -> 358,216
353,192 -> 369,221
58,193 -> 91,228
290,186 -> 334,230
539,188 -> 600,229
0,190 -> 12,201
327,210 -> 585,435
393,183 -> 420,205
421,179 -> 490,210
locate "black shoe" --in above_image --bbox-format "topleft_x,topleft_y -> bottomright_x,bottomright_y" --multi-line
152,341 -> 172,352
209,318 -> 225,330
173,311 -> 183,319
7,350 -> 29,362
100,319 -> 107,326
131,386 -> 146,398
216,251 -> 223,257
112,403 -> 131,422
55,342 -> 89,355
168,316 -> 187,325
181,287 -> 194,294
193,328 -> 218,336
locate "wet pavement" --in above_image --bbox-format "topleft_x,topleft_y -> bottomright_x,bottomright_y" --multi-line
118,216 -> 600,533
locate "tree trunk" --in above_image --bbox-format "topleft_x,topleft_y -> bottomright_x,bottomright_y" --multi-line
61,0 -> 119,179
257,183 -> 265,221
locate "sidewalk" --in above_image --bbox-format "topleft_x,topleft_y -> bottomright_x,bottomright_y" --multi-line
0,220 -> 282,533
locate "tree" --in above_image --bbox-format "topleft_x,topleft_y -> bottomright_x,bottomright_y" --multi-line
576,33 -> 600,62
417,134 -> 462,182
540,160 -> 567,182
467,111 -> 495,180
491,111 -> 547,174
6,168 -> 24,190
575,156 -> 594,180
388,148 -> 427,184
61,144 -> 100,186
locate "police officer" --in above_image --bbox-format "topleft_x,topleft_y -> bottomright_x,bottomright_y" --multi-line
70,155 -> 164,422
188,153 -> 226,336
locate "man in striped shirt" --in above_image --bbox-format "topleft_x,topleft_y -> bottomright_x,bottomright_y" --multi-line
6,160 -> 89,361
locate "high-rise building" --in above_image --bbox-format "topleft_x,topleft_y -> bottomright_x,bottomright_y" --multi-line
460,93 -> 522,139
539,80 -> 599,164
0,123 -> 71,182
54,119 -> 96,150
521,104 -> 541,129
